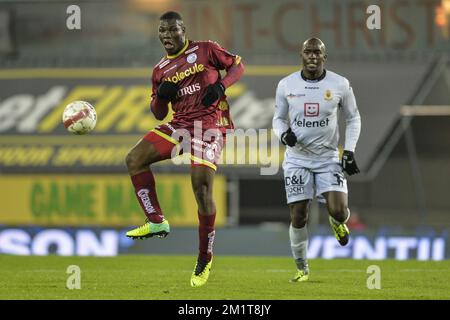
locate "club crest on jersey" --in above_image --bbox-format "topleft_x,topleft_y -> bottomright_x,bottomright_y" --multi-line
187,53 -> 197,64
324,90 -> 333,101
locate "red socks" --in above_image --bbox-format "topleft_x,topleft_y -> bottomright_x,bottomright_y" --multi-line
130,171 -> 164,223
198,212 -> 216,262
131,171 -> 216,262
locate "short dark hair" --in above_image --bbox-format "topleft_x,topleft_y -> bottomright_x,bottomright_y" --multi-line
159,11 -> 183,21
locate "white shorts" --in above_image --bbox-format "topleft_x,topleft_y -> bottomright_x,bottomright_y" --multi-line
282,155 -> 347,204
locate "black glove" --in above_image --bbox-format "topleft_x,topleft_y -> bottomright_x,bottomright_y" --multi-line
202,82 -> 225,107
281,128 -> 297,147
341,150 -> 360,175
157,81 -> 178,101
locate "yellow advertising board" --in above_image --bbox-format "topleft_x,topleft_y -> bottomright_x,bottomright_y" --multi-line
0,175 -> 226,227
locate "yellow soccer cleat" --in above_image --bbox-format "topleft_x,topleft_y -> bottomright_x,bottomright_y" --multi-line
329,216 -> 350,246
126,219 -> 170,239
190,258 -> 212,287
290,269 -> 309,283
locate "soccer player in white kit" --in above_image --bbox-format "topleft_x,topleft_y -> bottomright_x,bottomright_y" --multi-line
273,38 -> 361,282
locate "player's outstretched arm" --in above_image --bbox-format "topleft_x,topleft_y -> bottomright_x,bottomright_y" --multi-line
273,80 -> 290,140
341,80 -> 361,175
202,82 -> 226,107
221,60 -> 244,89
342,150 -> 360,175
202,57 -> 244,107
150,72 -> 175,120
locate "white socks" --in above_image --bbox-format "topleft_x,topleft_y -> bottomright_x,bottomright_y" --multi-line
289,224 -> 309,270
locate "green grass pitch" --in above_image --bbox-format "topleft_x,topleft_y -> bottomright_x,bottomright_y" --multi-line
0,255 -> 449,300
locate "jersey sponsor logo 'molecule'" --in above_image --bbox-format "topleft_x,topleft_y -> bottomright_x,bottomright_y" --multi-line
165,63 -> 205,83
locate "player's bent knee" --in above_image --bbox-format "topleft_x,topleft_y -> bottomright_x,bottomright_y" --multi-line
125,150 -> 145,174
328,205 -> 349,223
290,210 -> 308,228
125,151 -> 135,170
292,216 -> 308,228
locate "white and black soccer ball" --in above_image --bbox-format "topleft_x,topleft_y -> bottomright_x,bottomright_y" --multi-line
62,101 -> 97,135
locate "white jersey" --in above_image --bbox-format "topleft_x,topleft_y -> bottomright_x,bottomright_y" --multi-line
273,69 -> 361,161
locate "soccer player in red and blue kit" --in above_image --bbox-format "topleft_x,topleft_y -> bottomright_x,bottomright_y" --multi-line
125,11 -> 244,287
